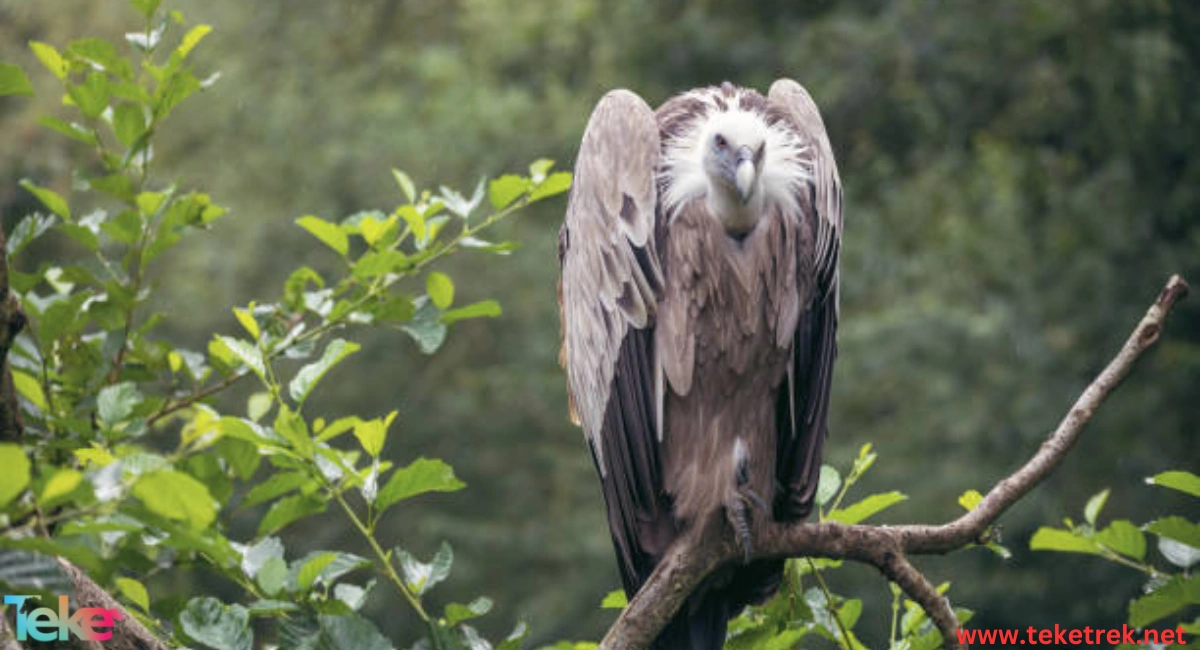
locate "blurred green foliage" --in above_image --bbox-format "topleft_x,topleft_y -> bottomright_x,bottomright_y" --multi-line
2,0 -> 1197,646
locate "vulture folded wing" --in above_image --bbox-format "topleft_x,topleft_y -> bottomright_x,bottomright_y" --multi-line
767,78 -> 844,521
558,90 -> 669,591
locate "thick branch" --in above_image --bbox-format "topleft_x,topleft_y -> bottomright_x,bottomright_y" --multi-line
601,274 -> 1188,650
57,559 -> 168,650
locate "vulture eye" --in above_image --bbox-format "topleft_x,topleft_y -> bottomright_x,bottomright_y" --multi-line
714,134 -> 727,150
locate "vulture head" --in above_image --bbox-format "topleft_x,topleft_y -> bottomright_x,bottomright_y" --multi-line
701,112 -> 768,235
662,88 -> 812,238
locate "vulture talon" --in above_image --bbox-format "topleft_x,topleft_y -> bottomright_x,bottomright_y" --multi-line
742,488 -> 768,513
727,498 -> 754,564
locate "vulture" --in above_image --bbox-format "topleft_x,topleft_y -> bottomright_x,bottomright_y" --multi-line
558,79 -> 842,650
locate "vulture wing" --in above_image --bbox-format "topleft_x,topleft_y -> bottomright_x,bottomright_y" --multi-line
767,79 -> 844,521
558,90 -> 669,592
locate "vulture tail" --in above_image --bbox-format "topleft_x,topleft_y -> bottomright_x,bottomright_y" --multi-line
651,592 -> 729,650
650,559 -> 785,649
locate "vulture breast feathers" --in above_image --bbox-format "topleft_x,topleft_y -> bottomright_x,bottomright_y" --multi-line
558,79 -> 842,647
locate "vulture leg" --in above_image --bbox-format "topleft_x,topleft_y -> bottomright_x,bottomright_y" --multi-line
726,452 -> 768,563
726,497 -> 754,564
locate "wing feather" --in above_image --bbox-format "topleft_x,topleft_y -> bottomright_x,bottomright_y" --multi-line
558,90 -> 671,591
767,79 -> 843,521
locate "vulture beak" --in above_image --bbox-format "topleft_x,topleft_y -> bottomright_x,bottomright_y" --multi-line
734,145 -> 756,204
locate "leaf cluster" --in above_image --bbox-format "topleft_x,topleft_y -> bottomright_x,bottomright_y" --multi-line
0,3 -> 570,648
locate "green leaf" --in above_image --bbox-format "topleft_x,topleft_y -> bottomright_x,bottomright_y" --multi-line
352,250 -> 409,279
827,491 -> 907,525
488,174 -> 529,210
242,471 -> 309,507
112,102 -> 146,148
116,577 -> 150,613
316,416 -> 361,443
334,582 -> 371,611
1158,537 -> 1200,569
176,24 -> 212,59
440,300 -> 502,325
133,470 -> 218,531
400,299 -> 446,355
1146,517 -> 1200,551
239,536 -> 284,577
68,71 -> 111,119
37,116 -> 96,145
1084,488 -> 1109,526
0,444 -> 31,508
392,169 -> 416,203
530,171 -> 573,202
11,370 -> 47,411
445,597 -> 493,626
258,494 -> 326,536
395,204 -> 426,242
358,214 -> 396,247
958,489 -> 983,512
1029,527 -> 1102,556
215,335 -> 266,379
426,272 -> 455,309
1095,519 -> 1146,561
274,405 -> 313,458
297,552 -> 337,591
1147,470 -> 1200,498
257,557 -> 288,596
74,445 -> 115,468
68,38 -> 128,78
38,469 -> 83,506
816,465 -> 841,507
288,552 -> 370,592
19,180 -> 70,219
353,412 -> 396,459
97,381 -> 141,429
315,613 -> 393,650
600,590 -> 628,610
529,158 -> 554,182
396,542 -> 453,596
0,63 -> 33,97
153,68 -> 200,118
1128,574 -> 1200,628
376,458 -> 465,513
459,236 -> 519,254
29,41 -> 67,80
289,339 -> 361,406
296,215 -> 349,257
130,0 -> 163,19
246,392 -> 272,422
179,597 -> 253,650
7,213 -> 58,257
101,209 -> 142,244
838,598 -> 863,630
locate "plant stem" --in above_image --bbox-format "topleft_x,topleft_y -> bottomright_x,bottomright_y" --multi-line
808,559 -> 853,650
331,492 -> 425,617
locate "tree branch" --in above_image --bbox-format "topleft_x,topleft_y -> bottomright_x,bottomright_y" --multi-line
600,274 -> 1189,650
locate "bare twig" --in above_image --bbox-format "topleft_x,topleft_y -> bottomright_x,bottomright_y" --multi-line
600,274 -> 1188,650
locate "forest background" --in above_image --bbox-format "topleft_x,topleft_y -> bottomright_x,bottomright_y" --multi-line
1,0 -> 1197,646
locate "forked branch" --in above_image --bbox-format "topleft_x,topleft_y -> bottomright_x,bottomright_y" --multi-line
601,274 -> 1189,650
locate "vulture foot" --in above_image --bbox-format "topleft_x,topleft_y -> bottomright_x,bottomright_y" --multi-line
727,486 -> 766,564
726,498 -> 754,563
